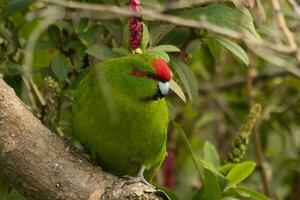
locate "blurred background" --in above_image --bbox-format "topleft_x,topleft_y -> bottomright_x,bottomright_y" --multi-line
0,0 -> 300,199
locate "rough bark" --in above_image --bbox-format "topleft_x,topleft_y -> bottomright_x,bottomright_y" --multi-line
0,77 -> 166,200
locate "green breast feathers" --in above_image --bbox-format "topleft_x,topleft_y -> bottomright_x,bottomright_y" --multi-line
72,53 -> 171,181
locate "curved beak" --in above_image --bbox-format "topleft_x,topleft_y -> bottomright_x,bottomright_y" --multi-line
152,81 -> 169,100
158,81 -> 169,96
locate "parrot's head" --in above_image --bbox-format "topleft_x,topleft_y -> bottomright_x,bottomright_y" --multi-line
131,57 -> 171,100
104,53 -> 172,102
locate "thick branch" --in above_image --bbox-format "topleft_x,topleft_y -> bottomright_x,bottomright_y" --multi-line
0,77 -> 165,200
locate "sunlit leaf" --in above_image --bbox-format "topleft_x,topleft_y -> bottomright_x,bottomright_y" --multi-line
235,187 -> 270,200
218,163 -> 236,174
181,3 -> 261,40
150,45 -> 181,53
141,23 -> 150,50
204,141 -> 220,168
214,36 -> 249,65
170,57 -> 198,105
147,49 -> 170,62
226,161 -> 256,189
170,79 -> 186,103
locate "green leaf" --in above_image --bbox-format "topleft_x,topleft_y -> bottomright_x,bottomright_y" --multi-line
170,57 -> 198,105
122,24 -> 129,50
218,163 -> 236,174
147,49 -> 170,62
78,18 -> 89,34
150,45 -> 181,53
79,25 -> 105,46
141,23 -> 150,50
192,187 -> 206,200
102,22 -> 123,44
170,79 -> 186,103
47,25 -> 61,47
85,44 -> 119,60
217,172 -> 228,191
205,37 -> 225,63
226,161 -> 256,189
157,186 -> 179,200
112,47 -> 130,56
222,197 -> 241,200
181,3 -> 260,40
203,141 -> 220,168
50,55 -> 72,81
235,187 -> 270,200
2,0 -> 34,18
32,49 -> 50,68
200,159 -> 218,173
203,168 -> 222,200
7,189 -> 26,200
149,24 -> 174,46
186,39 -> 203,54
214,36 -> 249,65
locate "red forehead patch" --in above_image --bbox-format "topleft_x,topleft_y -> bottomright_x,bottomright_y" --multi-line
152,59 -> 171,81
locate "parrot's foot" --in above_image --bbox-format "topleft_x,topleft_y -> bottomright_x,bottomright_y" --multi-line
121,166 -> 155,188
121,175 -> 155,188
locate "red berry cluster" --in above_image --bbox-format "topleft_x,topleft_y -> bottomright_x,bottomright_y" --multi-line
129,17 -> 143,50
129,0 -> 143,50
129,0 -> 140,11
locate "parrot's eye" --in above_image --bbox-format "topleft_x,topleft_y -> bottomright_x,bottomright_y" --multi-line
132,69 -> 155,80
146,71 -> 153,78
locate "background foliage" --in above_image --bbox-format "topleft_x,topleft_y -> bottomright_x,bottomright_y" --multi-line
0,0 -> 300,199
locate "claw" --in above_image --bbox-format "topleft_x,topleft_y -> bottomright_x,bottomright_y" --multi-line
121,166 -> 155,188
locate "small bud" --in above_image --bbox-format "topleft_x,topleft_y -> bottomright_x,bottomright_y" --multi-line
227,104 -> 262,163
134,48 -> 143,54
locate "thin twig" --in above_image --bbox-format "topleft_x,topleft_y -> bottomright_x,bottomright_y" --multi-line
270,0 -> 300,62
198,69 -> 291,94
36,0 -> 300,78
287,0 -> 300,19
161,0 -> 231,12
246,54 -> 270,196
247,54 -> 255,106
254,120 -> 270,196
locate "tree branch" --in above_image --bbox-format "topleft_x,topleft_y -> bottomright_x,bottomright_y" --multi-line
270,0 -> 300,63
35,0 -> 300,78
0,77 -> 166,200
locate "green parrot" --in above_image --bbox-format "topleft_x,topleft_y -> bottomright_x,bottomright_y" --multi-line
72,52 -> 171,182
